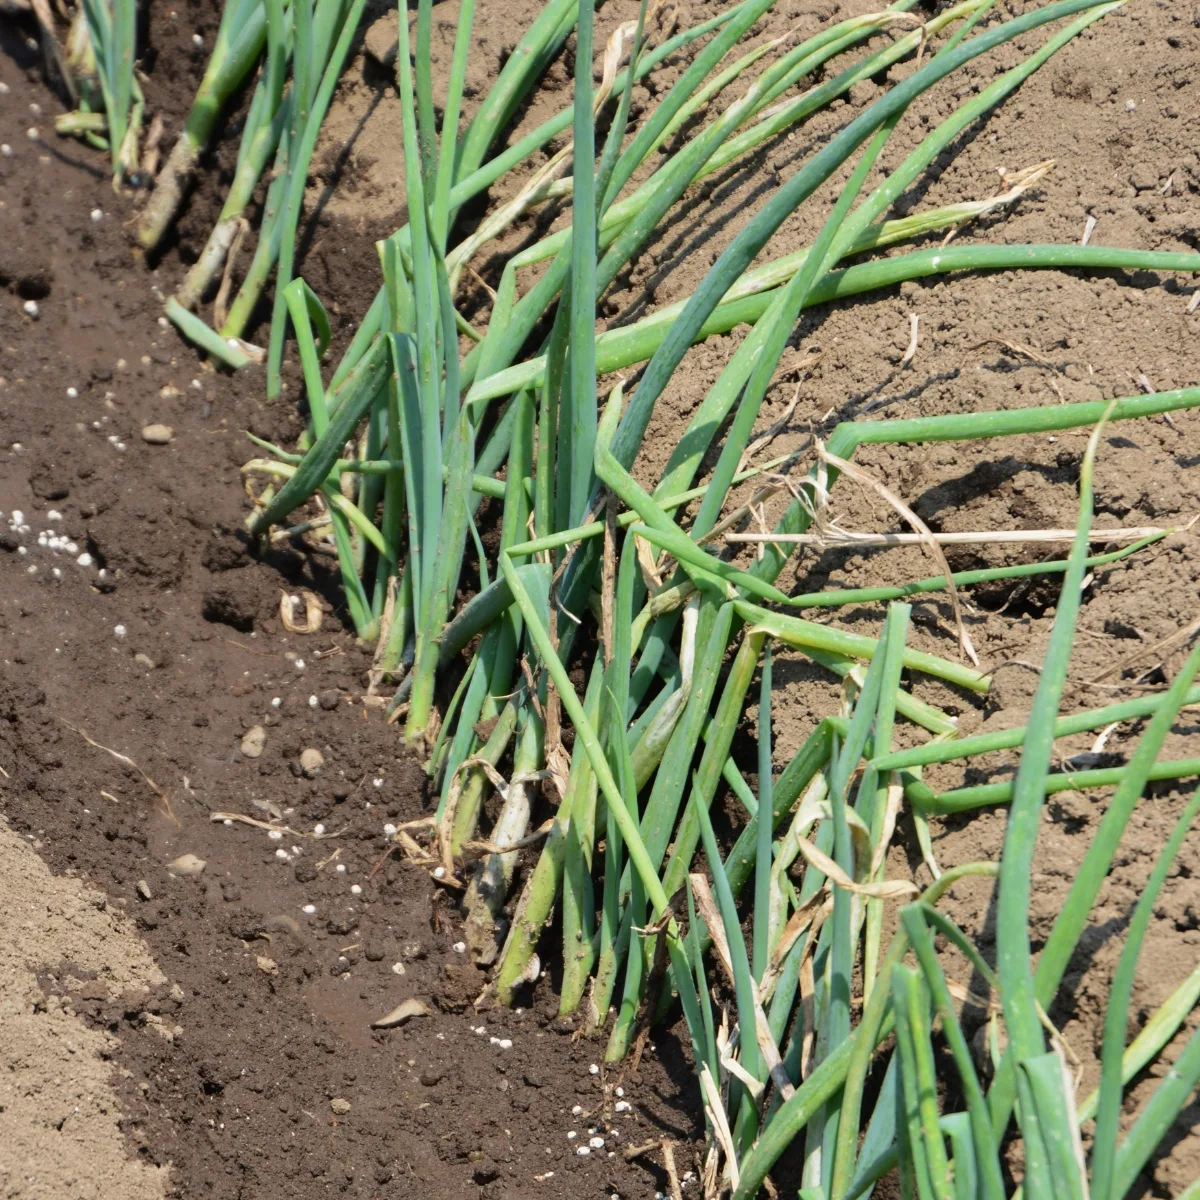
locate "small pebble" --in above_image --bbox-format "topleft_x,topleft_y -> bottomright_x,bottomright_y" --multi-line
452,941 -> 466,954
308,694 -> 319,708
571,1105 -> 583,1116
383,823 -> 397,835
1125,98 -> 1136,111
22,300 -> 38,318
391,962 -> 405,975
270,697 -> 281,708
615,1087 -> 624,1098
566,1131 -> 577,1141
267,829 -> 284,841
66,388 -> 78,399
576,1147 -> 591,1157
589,1136 -> 605,1150
330,1098 -> 351,1115
336,863 -> 346,873
223,819 -> 234,827
275,848 -> 290,861
0,145 -> 11,157
589,1064 -> 599,1075
113,624 -> 127,639
301,904 -> 316,914
77,552 -> 93,567
90,208 -> 103,222
28,102 -> 40,116
26,127 -> 38,141
614,1100 -> 631,1113
293,658 -> 305,670
432,866 -> 446,879
373,777 -> 384,788
141,423 -> 174,445
313,823 -> 326,835
350,884 -> 362,896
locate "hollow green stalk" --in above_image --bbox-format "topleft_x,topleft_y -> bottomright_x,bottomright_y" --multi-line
995,414 -> 1105,1078
175,0 -> 292,311
138,0 -> 269,248
265,0 -> 369,400
1092,784 -> 1200,1200
468,246 -> 1200,404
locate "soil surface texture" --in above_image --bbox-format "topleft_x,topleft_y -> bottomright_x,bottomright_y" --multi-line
2,0 -> 1200,1197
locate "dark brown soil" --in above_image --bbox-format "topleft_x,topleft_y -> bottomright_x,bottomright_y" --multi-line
0,11 -> 701,1200
3,0 -> 1200,1198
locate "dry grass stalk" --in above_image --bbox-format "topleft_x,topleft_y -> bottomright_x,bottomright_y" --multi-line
725,524 -> 1173,548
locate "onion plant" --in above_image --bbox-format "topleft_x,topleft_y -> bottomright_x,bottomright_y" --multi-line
53,0 -> 141,182
237,0 -> 1200,1192
159,0 -> 371,374
138,0 -> 272,250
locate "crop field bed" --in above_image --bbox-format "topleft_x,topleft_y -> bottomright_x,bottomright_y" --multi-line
1,0 -> 1199,1197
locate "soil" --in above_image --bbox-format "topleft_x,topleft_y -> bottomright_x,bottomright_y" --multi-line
1,0 -> 1199,1198
0,819 -> 169,1200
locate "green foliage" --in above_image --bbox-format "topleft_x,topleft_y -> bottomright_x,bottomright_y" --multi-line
228,0 -> 1200,1194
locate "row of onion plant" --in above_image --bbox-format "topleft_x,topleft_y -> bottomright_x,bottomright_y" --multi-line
156,0 -> 1199,1191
